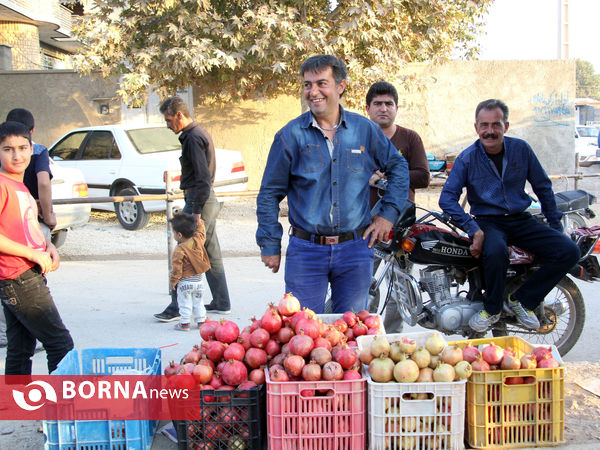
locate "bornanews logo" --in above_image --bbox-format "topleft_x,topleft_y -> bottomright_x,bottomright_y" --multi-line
1,375 -> 199,420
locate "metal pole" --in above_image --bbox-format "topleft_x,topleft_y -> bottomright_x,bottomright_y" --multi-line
165,171 -> 176,293
574,152 -> 580,190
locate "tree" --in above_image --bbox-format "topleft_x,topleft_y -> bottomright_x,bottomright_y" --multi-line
73,0 -> 493,107
576,59 -> 600,99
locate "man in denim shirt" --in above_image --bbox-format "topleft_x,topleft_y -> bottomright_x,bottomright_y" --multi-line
256,54 -> 409,314
439,99 -> 580,332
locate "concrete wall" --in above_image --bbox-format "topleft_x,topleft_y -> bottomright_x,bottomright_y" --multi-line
0,70 -> 120,146
0,60 -> 575,190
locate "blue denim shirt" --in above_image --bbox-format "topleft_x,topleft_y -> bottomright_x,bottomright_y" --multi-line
256,107 -> 409,256
439,136 -> 562,237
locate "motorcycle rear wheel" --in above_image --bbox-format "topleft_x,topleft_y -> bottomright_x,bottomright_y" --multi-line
492,276 -> 585,356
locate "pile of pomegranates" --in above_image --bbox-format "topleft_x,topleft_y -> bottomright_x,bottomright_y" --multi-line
361,333 -> 473,383
460,342 -> 560,381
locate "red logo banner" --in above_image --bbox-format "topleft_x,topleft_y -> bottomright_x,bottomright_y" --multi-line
0,375 -> 229,420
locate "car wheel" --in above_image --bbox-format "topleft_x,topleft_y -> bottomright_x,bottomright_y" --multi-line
51,230 -> 68,248
114,187 -> 150,230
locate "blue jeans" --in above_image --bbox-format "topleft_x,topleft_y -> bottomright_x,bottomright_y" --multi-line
477,213 -> 580,315
164,190 -> 230,314
284,235 -> 374,314
0,267 -> 74,375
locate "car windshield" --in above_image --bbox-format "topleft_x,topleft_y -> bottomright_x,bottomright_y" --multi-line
577,127 -> 599,138
126,127 -> 182,154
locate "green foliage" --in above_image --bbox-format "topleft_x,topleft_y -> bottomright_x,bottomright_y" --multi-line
576,59 -> 600,99
74,0 -> 493,107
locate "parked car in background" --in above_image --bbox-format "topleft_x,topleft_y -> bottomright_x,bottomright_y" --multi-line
50,159 -> 91,247
575,125 -> 600,166
48,125 -> 248,230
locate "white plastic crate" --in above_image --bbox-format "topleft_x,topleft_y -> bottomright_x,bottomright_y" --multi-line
356,331 -> 446,353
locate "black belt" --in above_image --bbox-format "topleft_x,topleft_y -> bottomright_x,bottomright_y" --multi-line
291,226 -> 368,245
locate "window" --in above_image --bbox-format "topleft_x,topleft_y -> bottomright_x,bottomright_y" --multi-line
49,132 -> 87,160
81,131 -> 115,160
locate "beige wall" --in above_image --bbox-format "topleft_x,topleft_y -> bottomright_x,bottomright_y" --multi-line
0,60 -> 575,191
0,70 -> 120,146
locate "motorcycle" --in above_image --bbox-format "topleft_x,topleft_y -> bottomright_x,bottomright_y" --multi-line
362,189 -> 600,356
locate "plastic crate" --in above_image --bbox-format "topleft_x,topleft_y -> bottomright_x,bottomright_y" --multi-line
265,368 -> 367,450
174,384 -> 266,450
447,336 -> 565,448
358,331 -> 465,450
43,347 -> 161,450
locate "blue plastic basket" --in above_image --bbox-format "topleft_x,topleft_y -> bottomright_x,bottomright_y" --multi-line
43,347 -> 161,450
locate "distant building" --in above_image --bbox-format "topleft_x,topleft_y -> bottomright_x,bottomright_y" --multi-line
0,1 -> 83,70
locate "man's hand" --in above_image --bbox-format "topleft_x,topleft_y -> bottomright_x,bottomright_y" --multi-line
469,229 -> 484,258
369,170 -> 385,186
42,212 -> 57,230
46,242 -> 60,271
261,254 -> 281,273
29,249 -> 53,274
363,215 -> 393,248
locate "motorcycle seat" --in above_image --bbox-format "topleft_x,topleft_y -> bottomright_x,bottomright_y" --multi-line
554,190 -> 594,212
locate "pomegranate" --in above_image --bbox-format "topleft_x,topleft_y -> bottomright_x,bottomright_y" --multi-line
269,364 -> 284,375
290,308 -> 315,329
538,354 -> 559,368
352,321 -> 368,337
363,315 -> 380,329
278,293 -> 301,316
393,356 -> 420,383
389,342 -> 404,363
344,328 -> 355,341
295,318 -> 320,340
244,347 -> 268,369
368,355 -> 395,382
462,344 -> 480,363
270,369 -> 290,382
454,361 -> 473,380
500,353 -> 521,370
270,353 -> 286,367
359,348 -> 374,365
199,320 -> 218,341
343,369 -> 362,380
193,363 -> 213,385
342,311 -> 357,327
280,343 -> 290,354
221,360 -> 248,386
471,355 -> 491,371
237,380 -> 257,391
183,347 -> 201,364
310,347 -> 332,366
164,361 -> 180,378
276,326 -> 294,344
357,310 -> 370,322
411,347 -> 432,369
520,353 -> 538,370
301,361 -> 322,381
428,354 -> 440,370
289,334 -> 315,357
238,330 -> 252,350
249,316 -> 261,332
322,361 -> 344,381
424,333 -> 445,356
284,354 -> 306,376
481,343 -> 504,365
335,346 -> 358,370
505,376 -> 524,385
416,367 -> 434,383
205,340 -> 226,363
170,372 -> 196,391
399,337 -> 417,354
216,360 -> 227,374
533,346 -> 552,362
433,363 -> 455,382
223,342 -> 245,361
333,318 -> 348,333
367,327 -> 382,335
250,327 -> 270,348
197,356 -> 215,370
441,345 -> 463,366
369,335 -> 391,357
209,373 -> 224,389
323,327 -> 342,347
261,304 -> 283,334
264,339 -> 281,356
214,320 -> 240,344
249,368 -> 266,385
313,336 -> 332,350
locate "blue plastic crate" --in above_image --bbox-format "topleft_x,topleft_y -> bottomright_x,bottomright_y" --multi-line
43,347 -> 161,450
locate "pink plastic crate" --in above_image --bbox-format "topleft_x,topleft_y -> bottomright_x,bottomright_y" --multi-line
265,368 -> 367,450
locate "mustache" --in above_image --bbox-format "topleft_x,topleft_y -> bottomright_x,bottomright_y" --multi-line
482,133 -> 499,139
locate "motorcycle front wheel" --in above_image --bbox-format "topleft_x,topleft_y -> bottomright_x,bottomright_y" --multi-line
492,276 -> 585,356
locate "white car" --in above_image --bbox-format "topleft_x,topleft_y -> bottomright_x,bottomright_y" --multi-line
48,125 -> 248,230
575,125 -> 600,166
50,159 -> 91,247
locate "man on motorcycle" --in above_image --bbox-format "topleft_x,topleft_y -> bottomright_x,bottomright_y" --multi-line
439,99 -> 580,333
